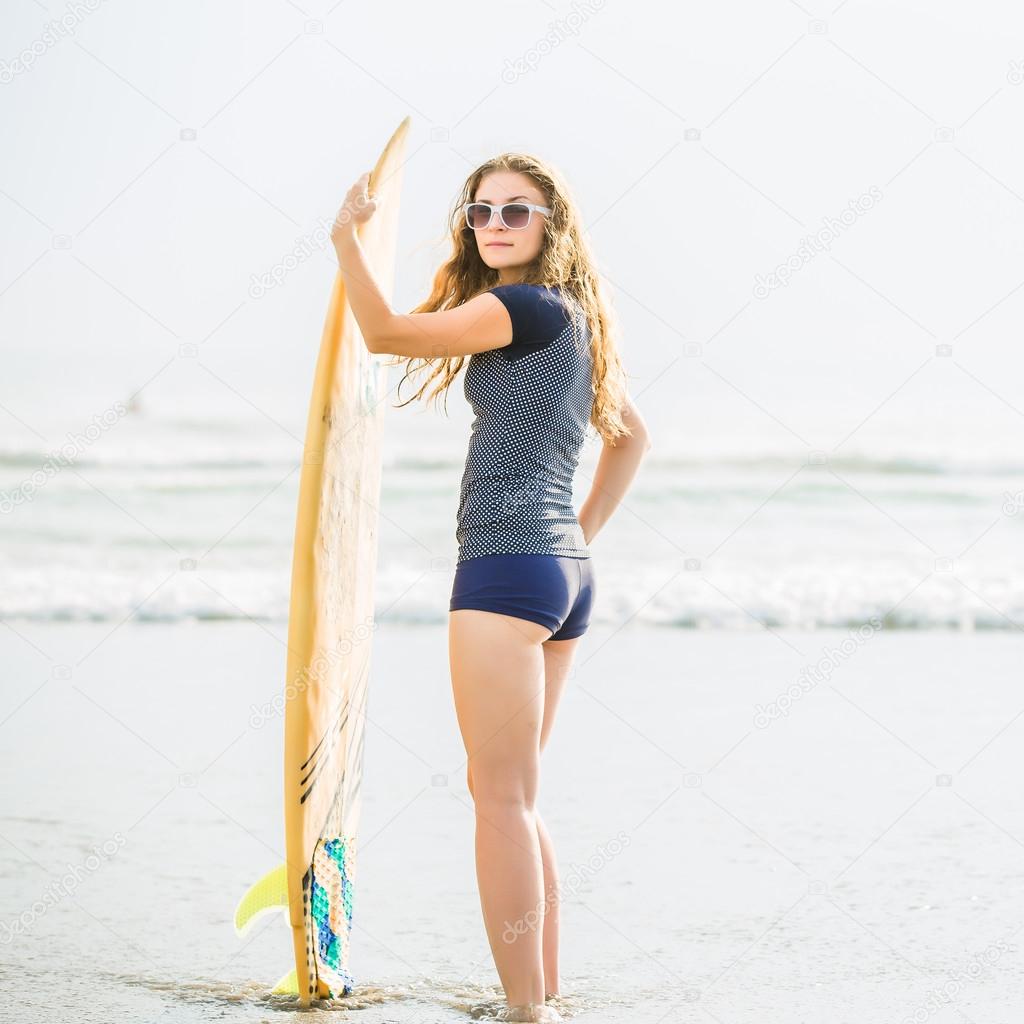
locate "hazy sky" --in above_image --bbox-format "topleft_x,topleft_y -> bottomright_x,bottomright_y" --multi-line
3,0 -> 1024,462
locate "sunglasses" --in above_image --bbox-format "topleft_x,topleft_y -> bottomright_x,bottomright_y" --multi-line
463,201 -> 551,231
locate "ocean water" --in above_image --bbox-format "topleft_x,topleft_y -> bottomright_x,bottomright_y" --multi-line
1,406 -> 1023,631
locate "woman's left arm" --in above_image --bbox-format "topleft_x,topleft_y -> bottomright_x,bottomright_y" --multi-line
577,395 -> 653,545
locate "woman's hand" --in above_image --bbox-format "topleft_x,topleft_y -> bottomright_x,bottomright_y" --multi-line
332,171 -> 378,252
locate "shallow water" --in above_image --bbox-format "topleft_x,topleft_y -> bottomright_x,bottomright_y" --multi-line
3,411 -> 1024,631
91,974 -> 621,1024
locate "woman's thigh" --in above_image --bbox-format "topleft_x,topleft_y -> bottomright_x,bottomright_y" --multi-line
449,608 -> 550,802
538,635 -> 581,753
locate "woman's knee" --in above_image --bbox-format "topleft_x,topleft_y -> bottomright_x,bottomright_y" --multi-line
466,759 -> 538,811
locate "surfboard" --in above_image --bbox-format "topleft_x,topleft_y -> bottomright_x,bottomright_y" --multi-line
233,115 -> 410,1006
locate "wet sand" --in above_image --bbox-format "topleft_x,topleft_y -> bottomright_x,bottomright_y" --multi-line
1,620 -> 1022,1022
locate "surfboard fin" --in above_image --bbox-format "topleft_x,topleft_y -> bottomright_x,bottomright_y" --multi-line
233,864 -> 303,998
233,862 -> 289,937
272,968 -> 300,995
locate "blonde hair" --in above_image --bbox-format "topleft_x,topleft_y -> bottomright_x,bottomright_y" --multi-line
384,152 -> 633,444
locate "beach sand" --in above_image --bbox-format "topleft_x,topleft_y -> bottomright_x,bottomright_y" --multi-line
1,620 -> 1022,1022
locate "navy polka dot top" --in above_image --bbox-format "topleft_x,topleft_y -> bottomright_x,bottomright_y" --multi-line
456,282 -> 595,564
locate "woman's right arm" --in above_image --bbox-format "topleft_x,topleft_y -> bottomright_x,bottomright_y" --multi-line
369,297 -> 514,359
334,216 -> 515,359
578,394 -> 653,545
332,174 -> 515,359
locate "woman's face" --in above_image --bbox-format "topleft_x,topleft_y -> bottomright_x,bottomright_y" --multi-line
471,171 -> 548,278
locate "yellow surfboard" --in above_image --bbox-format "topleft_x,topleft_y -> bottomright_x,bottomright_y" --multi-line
234,116 -> 410,1005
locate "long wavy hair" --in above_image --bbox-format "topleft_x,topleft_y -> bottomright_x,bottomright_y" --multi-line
384,153 -> 633,444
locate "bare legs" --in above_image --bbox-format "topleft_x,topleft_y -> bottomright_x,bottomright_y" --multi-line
534,633 -> 577,998
534,809 -> 560,997
449,609 -> 580,1011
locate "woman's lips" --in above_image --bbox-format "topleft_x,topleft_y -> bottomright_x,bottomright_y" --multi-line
486,242 -> 512,246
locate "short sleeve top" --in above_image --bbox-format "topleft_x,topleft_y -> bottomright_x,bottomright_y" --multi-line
455,283 -> 595,563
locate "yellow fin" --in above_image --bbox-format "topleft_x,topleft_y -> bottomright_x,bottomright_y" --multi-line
233,863 -> 289,937
272,967 -> 300,995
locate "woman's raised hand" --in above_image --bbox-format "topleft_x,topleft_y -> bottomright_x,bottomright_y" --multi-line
332,171 -> 378,248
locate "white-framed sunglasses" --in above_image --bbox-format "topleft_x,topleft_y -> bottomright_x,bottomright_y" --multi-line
463,201 -> 551,230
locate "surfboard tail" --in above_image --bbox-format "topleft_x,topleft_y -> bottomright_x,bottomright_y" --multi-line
234,848 -> 357,1003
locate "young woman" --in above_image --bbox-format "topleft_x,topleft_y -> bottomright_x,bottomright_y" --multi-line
331,153 -> 651,1023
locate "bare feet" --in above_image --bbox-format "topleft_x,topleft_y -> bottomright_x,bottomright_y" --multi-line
497,1002 -> 564,1022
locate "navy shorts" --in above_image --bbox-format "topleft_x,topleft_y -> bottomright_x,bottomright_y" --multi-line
449,553 -> 596,641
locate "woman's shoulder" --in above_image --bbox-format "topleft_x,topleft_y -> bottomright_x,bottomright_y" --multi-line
487,282 -> 579,318
484,282 -> 577,353
488,280 -> 563,301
